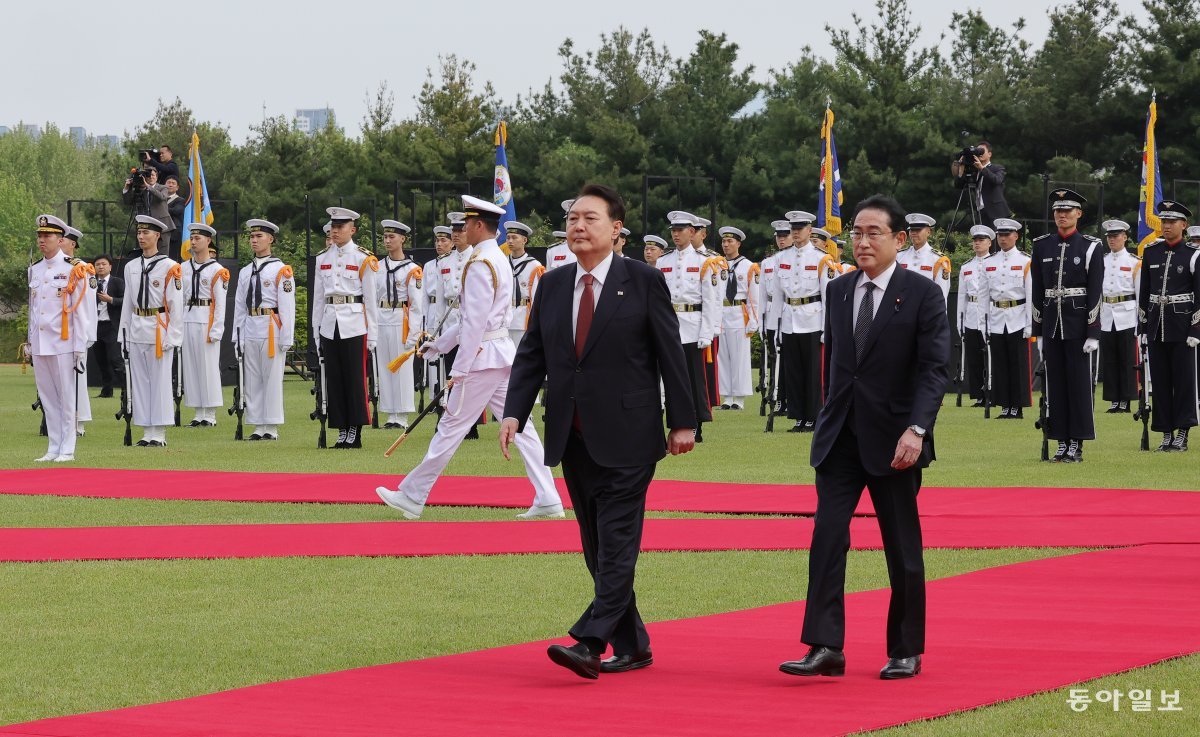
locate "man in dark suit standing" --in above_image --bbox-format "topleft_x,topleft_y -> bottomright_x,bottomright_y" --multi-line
501,183 -> 697,679
780,194 -> 950,681
90,254 -> 124,397
952,140 -> 1010,224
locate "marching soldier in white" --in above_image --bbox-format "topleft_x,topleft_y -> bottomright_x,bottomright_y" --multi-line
312,207 -> 379,448
898,213 -> 952,302
60,226 -> 96,436
377,195 -> 562,520
957,226 -> 995,406
981,218 -> 1033,418
716,226 -> 759,410
657,211 -> 721,441
505,220 -> 545,346
29,215 -> 91,461
234,219 -> 296,440
1099,220 -> 1141,413
423,226 -> 453,396
181,223 -> 229,427
375,219 -> 424,430
773,210 -> 834,432
443,212 -> 480,439
119,215 -> 184,446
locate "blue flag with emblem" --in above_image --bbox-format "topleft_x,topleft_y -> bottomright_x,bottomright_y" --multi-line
817,103 -> 844,238
1136,93 -> 1161,258
493,121 -> 517,253
181,130 -> 215,261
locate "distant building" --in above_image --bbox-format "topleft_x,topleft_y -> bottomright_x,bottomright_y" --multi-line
21,124 -> 41,140
0,126 -> 9,136
96,135 -> 121,150
294,107 -> 334,135
70,126 -> 87,148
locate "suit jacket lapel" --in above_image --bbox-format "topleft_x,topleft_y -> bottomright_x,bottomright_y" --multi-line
859,268 -> 905,362
580,254 -> 629,362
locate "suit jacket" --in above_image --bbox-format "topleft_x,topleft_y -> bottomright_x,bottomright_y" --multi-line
504,253 -> 696,468
98,274 -> 124,323
956,163 -> 1009,222
810,265 -> 951,477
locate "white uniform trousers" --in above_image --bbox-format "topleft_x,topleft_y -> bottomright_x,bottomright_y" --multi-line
243,338 -> 285,426
75,354 -> 92,425
130,342 -> 175,429
718,324 -> 753,403
183,322 -> 224,415
35,353 -> 78,457
399,366 -> 559,508
377,326 -> 415,417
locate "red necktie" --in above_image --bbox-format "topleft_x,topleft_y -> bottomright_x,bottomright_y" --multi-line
575,274 -> 595,358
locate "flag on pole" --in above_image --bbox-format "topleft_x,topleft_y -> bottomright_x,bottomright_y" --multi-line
493,121 -> 517,255
1136,93 -> 1161,257
817,103 -> 844,241
181,130 -> 215,261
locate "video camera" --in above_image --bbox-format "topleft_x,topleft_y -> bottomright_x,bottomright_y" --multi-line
126,167 -> 153,191
956,146 -> 986,165
139,148 -> 162,163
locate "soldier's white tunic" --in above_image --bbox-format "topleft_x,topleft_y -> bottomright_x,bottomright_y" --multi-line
374,255 -> 425,420
508,252 -> 545,346
233,257 -> 296,429
72,259 -> 97,428
982,248 -> 1032,334
896,244 -> 952,302
718,255 -> 760,403
1101,248 -> 1141,332
29,252 -> 91,458
119,253 -> 184,439
655,244 -> 721,344
181,257 -> 229,416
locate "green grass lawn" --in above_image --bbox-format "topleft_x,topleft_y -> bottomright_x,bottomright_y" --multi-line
0,364 -> 1196,733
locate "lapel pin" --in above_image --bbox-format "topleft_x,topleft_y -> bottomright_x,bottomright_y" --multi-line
894,296 -> 903,312
617,291 -> 624,296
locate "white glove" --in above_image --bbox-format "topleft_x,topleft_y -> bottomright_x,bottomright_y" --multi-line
367,340 -> 377,352
73,351 -> 85,373
1139,333 -> 1149,346
1083,338 -> 1099,354
1188,337 -> 1200,349
698,339 -> 712,350
1035,339 -> 1043,358
419,343 -> 441,361
280,344 -> 292,354
86,340 -> 95,349
1022,327 -> 1032,339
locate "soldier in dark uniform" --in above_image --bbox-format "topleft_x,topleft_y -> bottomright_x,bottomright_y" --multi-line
1138,201 -> 1200,451
1030,189 -> 1104,462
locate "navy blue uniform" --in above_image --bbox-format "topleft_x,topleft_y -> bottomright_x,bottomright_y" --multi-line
1138,239 -> 1200,433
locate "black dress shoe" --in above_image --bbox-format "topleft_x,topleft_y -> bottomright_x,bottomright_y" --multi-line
98,389 -> 113,398
547,643 -> 599,680
970,400 -> 985,408
147,440 -> 166,448
787,424 -> 805,433
599,650 -> 653,673
880,655 -> 921,679
135,439 -> 150,447
464,425 -> 480,440
779,646 -> 845,677
262,433 -> 278,441
248,433 -> 263,441
187,419 -> 203,427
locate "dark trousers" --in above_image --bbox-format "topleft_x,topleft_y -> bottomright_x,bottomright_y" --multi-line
803,422 -> 925,658
781,331 -> 821,420
704,337 -> 720,407
766,329 -> 786,409
963,328 -> 986,400
1148,341 -> 1199,431
1042,335 -> 1095,440
561,430 -> 657,656
989,329 -> 1031,408
321,326 -> 369,430
91,319 -> 122,391
1100,328 -> 1137,402
682,342 -> 711,423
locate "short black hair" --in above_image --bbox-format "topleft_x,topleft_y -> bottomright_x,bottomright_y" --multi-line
853,194 -> 907,233
165,175 -> 179,184
93,254 -> 113,266
977,140 -> 992,153
575,183 -> 625,223
160,145 -> 172,154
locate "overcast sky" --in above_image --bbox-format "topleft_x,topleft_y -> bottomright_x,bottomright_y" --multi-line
4,0 -> 1149,144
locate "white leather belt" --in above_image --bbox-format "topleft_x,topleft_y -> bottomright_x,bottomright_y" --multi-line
1046,287 -> 1087,298
482,329 -> 509,341
1150,294 -> 1193,304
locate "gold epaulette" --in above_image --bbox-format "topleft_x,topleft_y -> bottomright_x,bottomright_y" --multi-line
463,255 -> 498,291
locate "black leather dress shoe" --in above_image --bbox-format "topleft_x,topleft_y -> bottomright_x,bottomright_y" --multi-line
779,646 -> 845,677
880,655 -> 921,679
547,643 -> 600,680
135,439 -> 150,447
187,419 -> 203,427
599,650 -> 653,673
248,433 -> 263,441
98,389 -> 114,398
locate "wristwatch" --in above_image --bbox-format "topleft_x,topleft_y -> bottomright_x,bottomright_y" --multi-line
907,425 -> 926,438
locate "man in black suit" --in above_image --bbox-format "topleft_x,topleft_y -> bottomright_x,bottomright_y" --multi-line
90,254 -> 124,396
780,194 -> 950,681
952,140 -> 1010,224
500,183 -> 697,679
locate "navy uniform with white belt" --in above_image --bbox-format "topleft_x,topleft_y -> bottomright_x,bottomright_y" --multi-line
374,219 -> 424,429
981,220 -> 1032,417
181,223 -> 229,426
311,207 -> 380,448
1098,219 -> 1141,412
60,226 -> 96,436
716,226 -> 759,409
1030,193 -> 1104,462
1138,200 -> 1200,451
423,226 -> 452,400
505,220 -> 545,346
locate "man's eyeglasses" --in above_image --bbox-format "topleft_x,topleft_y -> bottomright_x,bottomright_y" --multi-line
849,230 -> 899,243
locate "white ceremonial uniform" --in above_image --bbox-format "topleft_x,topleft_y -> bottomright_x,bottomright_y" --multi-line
181,257 -> 229,421
956,255 -> 989,332
311,240 -> 380,344
73,259 -> 97,429
982,248 -> 1033,335
1101,249 -> 1141,331
718,255 -> 760,405
423,253 -> 447,391
233,257 -> 296,432
545,241 -> 577,271
896,244 -> 952,302
655,244 -> 720,344
397,238 -> 561,511
374,255 -> 425,423
772,242 -> 831,336
438,246 -> 473,335
509,252 -> 545,346
29,253 -> 91,459
119,253 -> 184,442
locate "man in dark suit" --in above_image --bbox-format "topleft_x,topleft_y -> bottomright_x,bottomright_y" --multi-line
780,194 -> 950,681
500,183 -> 697,679
952,140 -> 1010,224
90,254 -> 124,396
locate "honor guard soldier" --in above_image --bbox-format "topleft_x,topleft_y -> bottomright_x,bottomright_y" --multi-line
957,226 -> 995,406
898,213 -> 952,303
1099,220 -> 1140,413
693,216 -> 728,411
616,226 -> 631,255
375,220 -> 424,430
119,215 -> 184,446
181,223 -> 229,427
981,218 -> 1032,419
377,194 -> 562,520
233,219 -> 295,440
1030,193 -> 1104,461
816,230 -> 857,290
658,211 -> 721,441
642,234 -> 667,267
1189,225 -> 1200,247
716,226 -> 759,410
60,225 -> 97,437
423,226 -> 453,392
546,201 -> 578,271
312,207 -> 379,448
1138,200 -> 1200,451
773,210 -> 834,432
29,215 -> 91,461
505,220 -> 545,346
443,211 -> 480,439
760,219 -> 792,413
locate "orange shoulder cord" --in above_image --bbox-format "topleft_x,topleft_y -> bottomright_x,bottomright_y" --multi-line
402,266 -> 423,343
743,263 -> 762,328
208,268 -> 231,343
266,265 -> 294,358
525,265 -> 546,329
60,262 -> 91,340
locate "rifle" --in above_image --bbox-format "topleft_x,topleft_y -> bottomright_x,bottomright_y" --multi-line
1033,362 -> 1050,461
955,319 -> 965,407
116,329 -> 133,447
368,346 -> 380,429
383,383 -> 449,457
1132,337 -> 1151,451
765,335 -> 780,433
757,332 -> 770,417
310,347 -> 328,448
227,328 -> 245,440
982,314 -> 992,419
172,346 -> 182,427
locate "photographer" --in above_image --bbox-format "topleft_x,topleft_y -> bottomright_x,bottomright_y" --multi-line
951,141 -> 1010,223
166,175 -> 187,260
141,144 -> 180,184
122,167 -> 176,253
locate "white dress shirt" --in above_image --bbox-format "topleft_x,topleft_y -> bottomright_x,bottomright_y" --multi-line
852,261 -> 898,326
572,251 -> 614,343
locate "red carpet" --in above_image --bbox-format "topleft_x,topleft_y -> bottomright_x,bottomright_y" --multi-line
3,512 -> 1199,563
3,467 -> 1199,517
4,544 -> 1197,737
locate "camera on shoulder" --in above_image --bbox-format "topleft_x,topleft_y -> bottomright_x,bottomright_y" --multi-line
139,148 -> 162,163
